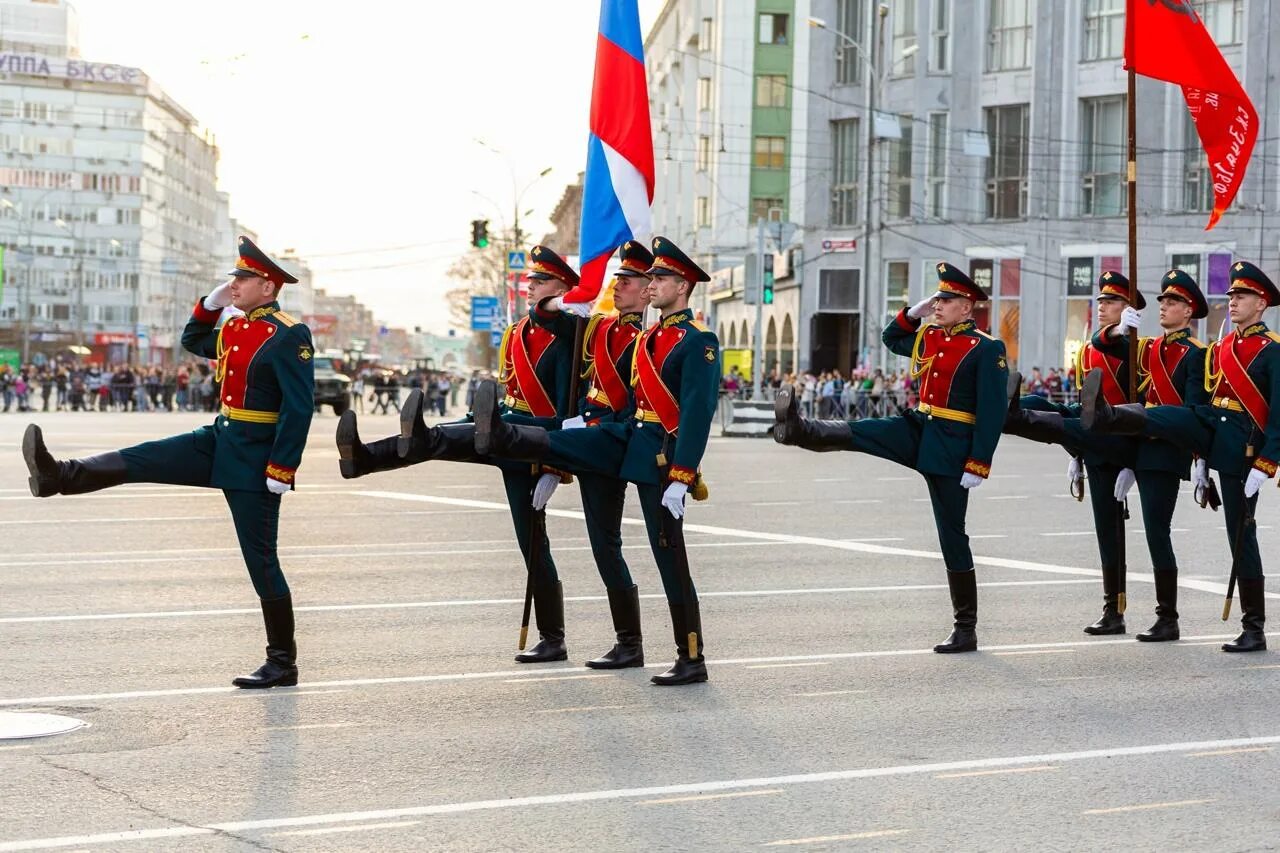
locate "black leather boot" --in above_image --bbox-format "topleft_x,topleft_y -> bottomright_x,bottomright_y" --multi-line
336,410 -> 408,479
396,388 -> 428,459
472,380 -> 551,459
516,581 -> 568,663
25,425 -> 128,497
934,571 -> 978,653
1137,571 -> 1180,642
1006,371 -> 1022,415
772,384 -> 852,450
233,595 -> 298,688
1004,409 -> 1068,444
1223,578 -> 1267,652
586,585 -> 644,669
1084,562 -> 1126,635
652,601 -> 708,685
1080,369 -> 1148,433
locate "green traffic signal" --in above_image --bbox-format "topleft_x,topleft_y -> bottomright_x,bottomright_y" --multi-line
470,219 -> 490,249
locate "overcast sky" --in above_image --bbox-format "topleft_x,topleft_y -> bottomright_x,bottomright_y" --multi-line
71,0 -> 666,332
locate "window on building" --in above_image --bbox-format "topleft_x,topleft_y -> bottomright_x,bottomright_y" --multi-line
758,13 -> 789,44
696,196 -> 711,228
1065,257 -> 1096,369
887,261 -> 910,313
818,268 -> 860,310
1083,0 -> 1125,61
835,0 -> 865,85
1081,96 -> 1126,216
752,197 -> 785,222
696,135 -> 711,172
756,74 -> 787,107
886,114 -> 914,219
891,0 -> 917,76
753,136 -> 786,170
1182,110 -> 1214,213
699,16 -> 714,51
927,112 -> 948,217
831,119 -> 861,226
931,0 -> 950,73
985,104 -> 1029,219
987,0 -> 1033,71
1193,0 -> 1243,45
697,77 -> 713,112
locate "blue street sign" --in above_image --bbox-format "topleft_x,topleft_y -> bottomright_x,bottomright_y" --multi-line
470,295 -> 499,331
506,251 -> 527,272
490,329 -> 503,347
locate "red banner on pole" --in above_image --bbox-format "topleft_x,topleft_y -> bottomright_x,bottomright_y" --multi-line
1125,0 -> 1258,230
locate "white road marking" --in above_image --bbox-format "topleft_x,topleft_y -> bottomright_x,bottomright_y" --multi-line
934,765 -> 1058,779
3,738 -> 1275,851
751,501 -> 802,507
0,489 -> 359,502
267,820 -> 421,837
264,722 -> 363,732
501,674 -> 611,684
0,580 -> 1099,625
798,690 -> 867,697
639,789 -> 783,806
876,476 -> 915,482
0,633 -> 1252,708
967,534 -> 1007,540
534,705 -> 626,715
834,499 -> 883,505
1081,798 -> 1215,816
1040,531 -> 1094,537
1186,746 -> 1272,757
744,662 -> 830,670
0,508 -> 502,526
993,650 -> 1075,657
764,830 -> 911,846
1231,664 -> 1280,670
984,495 -> 1026,501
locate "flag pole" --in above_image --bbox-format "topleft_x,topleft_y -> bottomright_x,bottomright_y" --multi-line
1118,63 -> 1139,617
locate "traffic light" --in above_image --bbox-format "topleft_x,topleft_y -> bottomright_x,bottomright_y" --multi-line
763,253 -> 775,305
470,219 -> 490,249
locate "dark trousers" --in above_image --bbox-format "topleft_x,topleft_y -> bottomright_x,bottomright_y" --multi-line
118,430 -> 290,599
1135,469 -> 1180,572
1084,462 -> 1123,573
579,473 -> 634,590
500,467 -> 559,585
1143,407 -> 1263,580
843,416 -> 974,573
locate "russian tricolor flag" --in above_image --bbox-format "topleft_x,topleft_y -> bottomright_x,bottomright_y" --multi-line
565,0 -> 655,306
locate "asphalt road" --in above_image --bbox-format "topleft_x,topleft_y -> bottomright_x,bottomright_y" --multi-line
1,409 -> 1278,852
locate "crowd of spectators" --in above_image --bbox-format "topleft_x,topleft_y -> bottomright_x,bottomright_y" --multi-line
719,363 -> 1080,420
0,360 -> 225,413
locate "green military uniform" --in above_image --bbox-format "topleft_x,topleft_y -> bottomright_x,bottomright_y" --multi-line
774,263 -> 1007,654
1004,271 -> 1143,635
335,246 -> 577,663
524,241 -> 654,668
23,236 -> 314,688
473,236 -> 720,686
1083,261 -> 1280,653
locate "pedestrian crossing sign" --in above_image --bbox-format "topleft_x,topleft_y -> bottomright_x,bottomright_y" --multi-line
506,251 -> 527,272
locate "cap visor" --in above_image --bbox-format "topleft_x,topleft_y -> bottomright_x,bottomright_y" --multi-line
227,269 -> 259,278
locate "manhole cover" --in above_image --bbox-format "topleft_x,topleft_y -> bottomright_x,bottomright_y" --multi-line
0,711 -> 89,740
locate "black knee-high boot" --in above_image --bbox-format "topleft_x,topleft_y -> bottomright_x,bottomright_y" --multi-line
1137,571 -> 1180,642
24,424 -> 127,497
1080,369 -> 1148,433
515,581 -> 568,663
1222,578 -> 1267,652
934,571 -> 978,653
472,380 -> 551,459
772,385 -> 852,450
391,389 -> 482,463
233,595 -> 298,688
1084,561 -> 1126,635
652,601 -> 708,685
336,410 -> 411,478
586,585 -> 644,669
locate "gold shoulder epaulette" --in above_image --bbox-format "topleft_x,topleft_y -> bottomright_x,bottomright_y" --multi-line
690,319 -> 711,333
1187,337 -> 1206,349
274,310 -> 298,327
1267,332 -> 1280,344
973,329 -> 996,341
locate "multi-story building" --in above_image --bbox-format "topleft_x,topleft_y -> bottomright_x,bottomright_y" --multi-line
645,0 -> 1280,377
0,0 -> 221,367
312,287 -> 375,357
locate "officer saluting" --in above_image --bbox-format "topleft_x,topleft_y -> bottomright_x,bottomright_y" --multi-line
1084,261 -> 1280,652
22,237 -> 315,688
473,237 -> 721,686
774,263 -> 1008,653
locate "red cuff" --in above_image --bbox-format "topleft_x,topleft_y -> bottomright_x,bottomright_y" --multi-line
963,459 -> 991,479
191,298 -> 222,325
1253,458 -> 1277,477
266,463 -> 296,485
895,308 -> 919,332
668,465 -> 697,486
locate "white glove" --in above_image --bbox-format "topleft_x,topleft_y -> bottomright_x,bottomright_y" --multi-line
1113,467 -> 1136,501
531,472 -> 560,510
561,416 -> 587,430
1244,467 -> 1269,499
1068,456 -> 1082,487
204,280 -> 234,310
960,472 -> 984,489
561,298 -> 593,318
265,478 -> 290,495
662,481 -> 689,519
1118,306 -> 1142,336
907,297 -> 934,320
1191,459 -> 1209,491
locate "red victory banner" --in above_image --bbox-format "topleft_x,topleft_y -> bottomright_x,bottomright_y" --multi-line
1125,0 -> 1258,229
